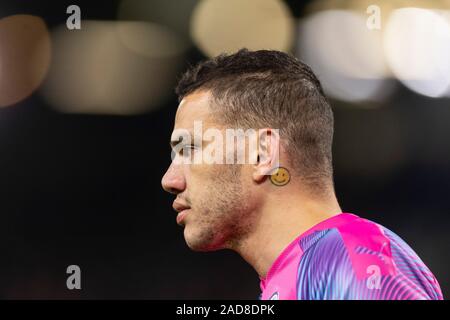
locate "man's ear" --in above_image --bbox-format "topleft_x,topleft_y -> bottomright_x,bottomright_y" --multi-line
252,128 -> 280,183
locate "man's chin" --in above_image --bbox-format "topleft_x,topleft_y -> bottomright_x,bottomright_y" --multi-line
183,227 -> 220,252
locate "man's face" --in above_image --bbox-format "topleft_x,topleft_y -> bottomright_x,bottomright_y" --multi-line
161,91 -> 257,251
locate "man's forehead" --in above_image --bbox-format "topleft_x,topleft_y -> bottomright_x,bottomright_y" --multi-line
175,90 -> 213,128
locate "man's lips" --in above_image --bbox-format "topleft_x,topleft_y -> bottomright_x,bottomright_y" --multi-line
173,200 -> 191,225
176,209 -> 190,225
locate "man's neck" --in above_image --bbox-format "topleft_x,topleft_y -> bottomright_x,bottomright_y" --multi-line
231,191 -> 342,279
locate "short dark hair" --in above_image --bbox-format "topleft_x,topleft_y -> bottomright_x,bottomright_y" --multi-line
176,49 -> 334,193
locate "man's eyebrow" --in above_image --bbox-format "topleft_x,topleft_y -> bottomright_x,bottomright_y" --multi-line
170,137 -> 183,148
170,131 -> 198,148
169,140 -> 177,148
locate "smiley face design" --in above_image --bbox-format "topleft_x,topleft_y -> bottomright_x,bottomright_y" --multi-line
269,167 -> 290,186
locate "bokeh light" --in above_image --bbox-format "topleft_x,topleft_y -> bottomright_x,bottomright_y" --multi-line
297,10 -> 393,103
384,8 -> 450,98
0,14 -> 51,107
190,0 -> 294,57
118,0 -> 197,40
40,21 -> 186,115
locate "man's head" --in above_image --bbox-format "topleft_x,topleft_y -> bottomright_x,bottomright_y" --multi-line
161,49 -> 335,252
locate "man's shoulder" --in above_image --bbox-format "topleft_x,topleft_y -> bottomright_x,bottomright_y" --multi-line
303,214 -> 391,258
297,215 -> 443,299
300,215 -> 397,279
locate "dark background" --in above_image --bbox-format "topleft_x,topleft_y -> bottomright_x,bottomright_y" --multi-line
0,0 -> 448,299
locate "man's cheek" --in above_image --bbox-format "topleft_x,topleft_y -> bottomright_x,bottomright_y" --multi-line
189,163 -> 219,180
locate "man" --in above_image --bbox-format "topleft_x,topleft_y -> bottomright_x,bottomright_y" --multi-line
161,49 -> 443,300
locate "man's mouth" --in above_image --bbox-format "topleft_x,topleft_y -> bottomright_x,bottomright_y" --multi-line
176,209 -> 190,225
173,200 -> 191,225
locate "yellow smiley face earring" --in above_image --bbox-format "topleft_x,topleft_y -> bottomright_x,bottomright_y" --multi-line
269,167 -> 290,186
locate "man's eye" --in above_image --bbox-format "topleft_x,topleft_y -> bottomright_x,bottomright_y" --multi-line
181,145 -> 197,157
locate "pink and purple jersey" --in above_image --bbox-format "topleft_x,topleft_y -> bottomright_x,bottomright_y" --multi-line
259,213 -> 443,300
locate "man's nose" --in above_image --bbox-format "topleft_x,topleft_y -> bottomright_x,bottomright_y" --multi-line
161,162 -> 186,195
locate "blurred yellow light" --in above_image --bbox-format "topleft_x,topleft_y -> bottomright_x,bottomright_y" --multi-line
118,0 -> 197,39
40,21 -> 186,115
0,15 -> 51,107
116,21 -> 186,58
190,0 -> 294,57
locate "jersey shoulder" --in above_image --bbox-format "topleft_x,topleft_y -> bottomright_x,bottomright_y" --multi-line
296,216 -> 443,300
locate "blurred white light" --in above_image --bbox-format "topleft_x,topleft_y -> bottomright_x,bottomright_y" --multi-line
0,15 -> 51,107
297,10 -> 393,103
40,21 -> 186,115
384,8 -> 450,98
442,10 -> 450,98
190,0 -> 294,57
